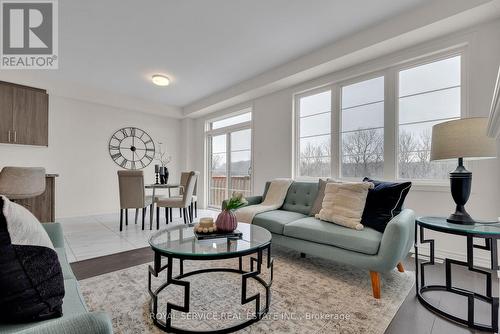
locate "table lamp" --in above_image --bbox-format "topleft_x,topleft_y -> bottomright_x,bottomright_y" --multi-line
430,117 -> 497,224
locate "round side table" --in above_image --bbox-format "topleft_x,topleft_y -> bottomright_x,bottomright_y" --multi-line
415,216 -> 500,332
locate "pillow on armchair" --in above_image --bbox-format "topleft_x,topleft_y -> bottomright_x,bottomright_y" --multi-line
0,196 -> 65,323
361,177 -> 412,232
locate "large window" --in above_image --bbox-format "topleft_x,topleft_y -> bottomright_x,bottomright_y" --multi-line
398,56 -> 461,180
294,52 -> 463,182
341,76 -> 384,178
297,90 -> 331,177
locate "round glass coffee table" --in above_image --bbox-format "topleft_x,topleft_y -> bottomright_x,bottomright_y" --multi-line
148,222 -> 273,333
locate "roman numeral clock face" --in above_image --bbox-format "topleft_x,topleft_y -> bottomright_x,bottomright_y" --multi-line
108,127 -> 155,169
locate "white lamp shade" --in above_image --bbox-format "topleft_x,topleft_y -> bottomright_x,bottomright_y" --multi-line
430,117 -> 497,161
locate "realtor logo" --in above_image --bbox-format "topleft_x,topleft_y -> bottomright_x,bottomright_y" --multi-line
1,0 -> 58,69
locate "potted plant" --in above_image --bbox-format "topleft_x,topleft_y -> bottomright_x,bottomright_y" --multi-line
216,192 -> 247,232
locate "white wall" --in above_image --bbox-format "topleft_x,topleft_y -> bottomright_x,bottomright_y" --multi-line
0,95 -> 181,218
188,18 -> 500,265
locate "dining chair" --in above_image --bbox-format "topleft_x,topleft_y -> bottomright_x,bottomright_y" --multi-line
117,170 -> 153,231
0,167 -> 46,200
176,171 -> 198,221
156,171 -> 199,228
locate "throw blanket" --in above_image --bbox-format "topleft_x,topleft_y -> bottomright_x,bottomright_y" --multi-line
235,178 -> 293,224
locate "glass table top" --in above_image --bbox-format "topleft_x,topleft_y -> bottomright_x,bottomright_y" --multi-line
149,222 -> 272,257
417,216 -> 500,236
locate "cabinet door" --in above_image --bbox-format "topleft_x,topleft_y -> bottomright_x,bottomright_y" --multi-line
13,87 -> 48,146
0,83 -> 13,144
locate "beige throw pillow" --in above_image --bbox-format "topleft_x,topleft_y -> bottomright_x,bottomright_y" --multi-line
315,181 -> 374,230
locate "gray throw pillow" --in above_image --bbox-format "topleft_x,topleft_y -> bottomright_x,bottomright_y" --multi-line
309,178 -> 338,216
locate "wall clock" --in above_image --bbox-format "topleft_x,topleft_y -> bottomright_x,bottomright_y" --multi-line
108,127 -> 155,169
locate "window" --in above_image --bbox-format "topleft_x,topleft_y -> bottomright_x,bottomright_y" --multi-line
398,55 -> 461,180
211,112 -> 251,130
297,90 -> 331,177
294,51 -> 464,182
341,76 -> 384,178
206,110 -> 252,207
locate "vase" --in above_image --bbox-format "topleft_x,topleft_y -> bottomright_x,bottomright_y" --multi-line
159,167 -> 169,184
215,210 -> 237,233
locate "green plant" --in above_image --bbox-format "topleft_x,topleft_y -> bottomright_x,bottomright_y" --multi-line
225,192 -> 248,211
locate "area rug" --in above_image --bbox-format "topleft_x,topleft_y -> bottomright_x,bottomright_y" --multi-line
80,246 -> 414,334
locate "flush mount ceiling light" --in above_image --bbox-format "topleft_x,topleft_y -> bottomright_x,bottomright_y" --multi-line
152,74 -> 170,86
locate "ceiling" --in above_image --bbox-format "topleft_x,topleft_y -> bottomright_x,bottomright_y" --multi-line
1,0 -> 434,113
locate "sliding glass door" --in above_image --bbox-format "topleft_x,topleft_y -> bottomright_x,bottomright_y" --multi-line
207,114 -> 252,208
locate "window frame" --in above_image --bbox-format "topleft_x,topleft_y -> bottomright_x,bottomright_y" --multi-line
205,108 -> 254,208
294,86 -> 334,179
293,47 -> 468,185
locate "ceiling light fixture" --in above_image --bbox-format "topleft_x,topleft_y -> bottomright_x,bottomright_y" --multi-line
152,74 -> 170,86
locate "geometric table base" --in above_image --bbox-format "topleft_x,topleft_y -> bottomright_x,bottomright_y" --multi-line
148,244 -> 273,333
415,223 -> 499,332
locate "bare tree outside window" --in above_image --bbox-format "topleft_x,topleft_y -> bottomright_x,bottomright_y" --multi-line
342,128 -> 384,177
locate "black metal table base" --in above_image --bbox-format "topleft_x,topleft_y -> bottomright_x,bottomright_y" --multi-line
148,244 -> 273,333
415,224 -> 499,332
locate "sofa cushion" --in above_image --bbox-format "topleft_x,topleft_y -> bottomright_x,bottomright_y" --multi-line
281,182 -> 318,215
253,210 -> 308,235
283,217 -> 383,255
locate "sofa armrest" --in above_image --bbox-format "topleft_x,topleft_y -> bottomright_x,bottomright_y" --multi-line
18,312 -> 113,334
376,209 -> 415,272
41,223 -> 65,248
221,195 -> 263,210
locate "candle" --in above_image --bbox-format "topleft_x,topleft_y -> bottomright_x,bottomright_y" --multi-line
154,164 -> 159,173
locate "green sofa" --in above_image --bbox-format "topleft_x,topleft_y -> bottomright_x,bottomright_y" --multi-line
0,223 -> 113,334
225,181 -> 415,299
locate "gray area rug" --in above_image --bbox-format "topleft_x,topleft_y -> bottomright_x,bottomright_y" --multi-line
80,246 -> 414,334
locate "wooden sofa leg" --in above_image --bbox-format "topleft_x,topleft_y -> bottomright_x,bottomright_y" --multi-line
370,271 -> 381,299
397,262 -> 405,273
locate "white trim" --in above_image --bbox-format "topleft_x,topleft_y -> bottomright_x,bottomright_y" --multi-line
487,65 -> 500,138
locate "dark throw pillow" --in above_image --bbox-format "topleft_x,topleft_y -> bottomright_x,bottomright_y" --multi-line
0,196 -> 65,323
361,177 -> 412,233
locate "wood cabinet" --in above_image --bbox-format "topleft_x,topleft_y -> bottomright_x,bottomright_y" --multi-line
0,81 -> 49,146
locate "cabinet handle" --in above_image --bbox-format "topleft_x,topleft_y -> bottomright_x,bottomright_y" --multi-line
8,130 -> 11,142
14,131 -> 16,142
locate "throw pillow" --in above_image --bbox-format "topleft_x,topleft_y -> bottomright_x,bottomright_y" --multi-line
316,181 -> 374,230
0,196 -> 65,323
361,177 -> 412,232
309,178 -> 339,216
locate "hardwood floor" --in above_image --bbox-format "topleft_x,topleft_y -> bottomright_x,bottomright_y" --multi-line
72,250 -> 495,334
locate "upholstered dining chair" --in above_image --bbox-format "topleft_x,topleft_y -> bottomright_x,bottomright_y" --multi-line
156,171 -> 199,228
117,170 -> 153,231
0,167 -> 46,200
176,171 -> 198,222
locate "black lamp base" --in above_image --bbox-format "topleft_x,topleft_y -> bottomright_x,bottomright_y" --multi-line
447,158 -> 475,225
447,208 -> 475,225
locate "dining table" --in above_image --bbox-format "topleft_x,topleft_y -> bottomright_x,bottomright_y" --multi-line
145,183 -> 181,228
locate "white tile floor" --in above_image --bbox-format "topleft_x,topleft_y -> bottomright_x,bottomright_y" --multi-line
59,208 -> 220,263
